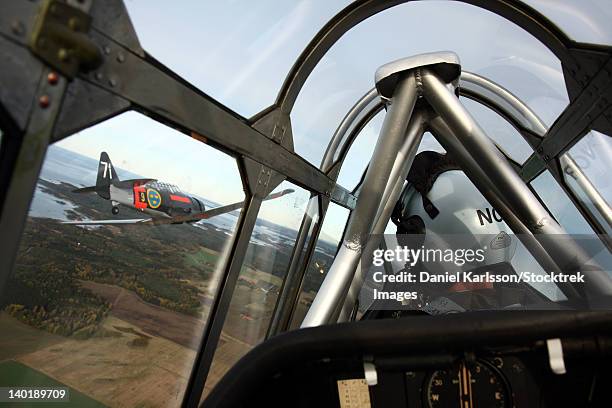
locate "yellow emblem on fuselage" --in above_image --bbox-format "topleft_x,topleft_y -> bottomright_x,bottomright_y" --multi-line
147,189 -> 162,209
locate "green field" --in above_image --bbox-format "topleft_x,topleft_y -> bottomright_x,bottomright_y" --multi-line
0,361 -> 106,408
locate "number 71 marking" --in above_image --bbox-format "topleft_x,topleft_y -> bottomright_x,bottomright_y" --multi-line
101,161 -> 112,179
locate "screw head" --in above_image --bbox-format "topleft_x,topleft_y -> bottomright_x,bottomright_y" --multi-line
68,17 -> 81,32
11,20 -> 25,36
47,72 -> 59,85
39,95 -> 50,108
58,48 -> 69,61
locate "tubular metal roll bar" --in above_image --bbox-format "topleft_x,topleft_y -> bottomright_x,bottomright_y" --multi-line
427,116 -> 580,300
460,72 -> 612,232
421,68 -> 565,235
304,53 -> 612,328
332,73 -> 612,322
338,110 -> 426,322
302,72 -> 419,327
320,71 -> 610,238
421,68 -> 612,296
562,156 -> 612,230
321,88 -> 381,174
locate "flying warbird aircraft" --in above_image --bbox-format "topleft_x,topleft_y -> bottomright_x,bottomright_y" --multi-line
64,152 -> 294,226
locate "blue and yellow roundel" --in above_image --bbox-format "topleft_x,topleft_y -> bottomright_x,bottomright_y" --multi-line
147,188 -> 162,209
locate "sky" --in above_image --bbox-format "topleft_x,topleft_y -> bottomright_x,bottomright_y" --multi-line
57,0 -> 611,238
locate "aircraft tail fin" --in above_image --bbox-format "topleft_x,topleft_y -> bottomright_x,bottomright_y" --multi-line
95,152 -> 119,199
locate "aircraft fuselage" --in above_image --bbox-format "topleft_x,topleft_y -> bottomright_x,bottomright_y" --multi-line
110,181 -> 205,218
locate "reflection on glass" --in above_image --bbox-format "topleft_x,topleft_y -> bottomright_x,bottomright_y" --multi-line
461,97 -> 533,162
290,196 -> 321,275
0,112 -> 244,407
339,127 -> 445,195
203,181 -> 311,396
292,1 -> 568,165
266,196 -> 320,336
562,131 -> 612,234
522,0 -> 612,45
124,0 -> 352,117
531,171 -> 594,234
289,203 -> 350,328
418,132 -> 446,155
336,111 -> 384,190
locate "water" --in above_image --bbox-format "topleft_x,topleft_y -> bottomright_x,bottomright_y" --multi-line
29,185 -> 79,220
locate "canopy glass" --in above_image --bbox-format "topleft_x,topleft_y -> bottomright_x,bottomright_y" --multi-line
291,1 -> 568,165
124,1 -> 611,168
125,0 -> 352,117
523,0 -> 612,45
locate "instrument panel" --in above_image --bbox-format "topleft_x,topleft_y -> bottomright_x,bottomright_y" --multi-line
424,360 -> 508,408
368,356 -> 539,408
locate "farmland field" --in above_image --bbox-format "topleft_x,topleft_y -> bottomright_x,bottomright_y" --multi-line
0,146 -> 336,407
14,315 -> 195,408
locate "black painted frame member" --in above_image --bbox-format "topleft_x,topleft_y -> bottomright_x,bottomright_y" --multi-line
266,0 -> 612,214
203,311 -> 612,407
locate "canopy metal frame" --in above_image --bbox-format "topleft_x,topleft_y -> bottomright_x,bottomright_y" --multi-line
0,1 -> 610,406
316,70 -> 612,322
304,55 -> 612,328
333,70 -> 612,319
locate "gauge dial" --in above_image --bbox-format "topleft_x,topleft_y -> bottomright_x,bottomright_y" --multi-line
425,360 -> 508,408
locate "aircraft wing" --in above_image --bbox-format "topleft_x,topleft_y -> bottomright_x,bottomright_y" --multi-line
62,188 -> 295,226
72,186 -> 97,193
62,218 -> 152,225
150,188 -> 296,225
168,188 -> 296,222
